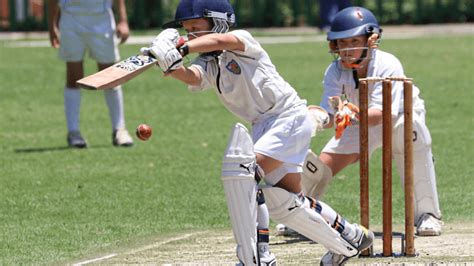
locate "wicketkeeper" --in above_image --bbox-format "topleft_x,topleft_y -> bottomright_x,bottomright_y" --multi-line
141,0 -> 375,265
301,6 -> 442,237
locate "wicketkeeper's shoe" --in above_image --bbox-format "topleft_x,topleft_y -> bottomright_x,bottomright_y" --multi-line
320,224 -> 374,266
67,131 -> 87,148
275,223 -> 298,237
112,128 -> 134,147
416,213 -> 442,236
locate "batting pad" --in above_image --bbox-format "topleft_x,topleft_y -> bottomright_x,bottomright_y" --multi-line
221,123 -> 258,265
261,186 -> 358,257
301,150 -> 333,200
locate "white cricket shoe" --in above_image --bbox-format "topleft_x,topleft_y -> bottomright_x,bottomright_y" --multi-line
416,213 -> 442,236
320,252 -> 350,266
67,131 -> 87,148
258,243 -> 277,266
275,223 -> 298,237
320,224 -> 374,266
236,244 -> 277,266
352,224 -> 375,252
113,128 -> 134,147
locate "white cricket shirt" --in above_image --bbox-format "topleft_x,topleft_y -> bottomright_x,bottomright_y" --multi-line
189,30 -> 306,124
319,49 -> 425,116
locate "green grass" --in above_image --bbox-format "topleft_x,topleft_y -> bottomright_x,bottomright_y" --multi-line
0,35 -> 473,264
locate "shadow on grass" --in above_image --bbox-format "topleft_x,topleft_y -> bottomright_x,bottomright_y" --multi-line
14,145 -> 110,153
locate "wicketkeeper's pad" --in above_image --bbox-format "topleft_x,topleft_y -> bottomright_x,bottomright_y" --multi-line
301,150 -> 333,200
221,123 -> 258,265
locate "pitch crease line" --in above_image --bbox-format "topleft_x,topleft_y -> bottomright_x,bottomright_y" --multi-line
72,253 -> 117,266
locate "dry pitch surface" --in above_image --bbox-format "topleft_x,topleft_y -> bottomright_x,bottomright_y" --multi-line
79,222 -> 473,265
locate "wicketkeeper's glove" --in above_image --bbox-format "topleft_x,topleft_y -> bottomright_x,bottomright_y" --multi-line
328,96 -> 360,140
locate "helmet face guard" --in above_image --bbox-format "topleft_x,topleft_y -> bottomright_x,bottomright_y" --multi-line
163,0 -> 235,34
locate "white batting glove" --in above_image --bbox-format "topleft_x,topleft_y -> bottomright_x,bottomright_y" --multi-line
308,105 -> 329,137
152,28 -> 181,46
148,39 -> 183,73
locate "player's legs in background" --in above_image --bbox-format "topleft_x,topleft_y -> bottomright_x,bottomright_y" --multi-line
319,152 -> 359,176
392,113 -> 442,236
65,61 -> 87,148
98,63 -> 133,147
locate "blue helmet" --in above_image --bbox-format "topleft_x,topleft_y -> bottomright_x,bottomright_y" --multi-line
163,0 -> 236,33
327,7 -> 382,41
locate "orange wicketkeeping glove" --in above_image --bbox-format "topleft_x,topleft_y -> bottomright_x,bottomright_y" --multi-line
328,96 -> 360,140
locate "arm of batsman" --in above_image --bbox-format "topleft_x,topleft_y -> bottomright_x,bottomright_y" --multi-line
328,96 -> 360,140
147,39 -> 183,73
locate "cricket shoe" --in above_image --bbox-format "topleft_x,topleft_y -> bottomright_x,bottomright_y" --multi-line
416,213 -> 442,236
275,223 -> 298,237
320,224 -> 374,266
258,243 -> 277,266
236,244 -> 277,266
113,128 -> 134,147
67,131 -> 87,148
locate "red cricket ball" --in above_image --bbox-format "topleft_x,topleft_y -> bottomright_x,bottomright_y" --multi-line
136,124 -> 152,141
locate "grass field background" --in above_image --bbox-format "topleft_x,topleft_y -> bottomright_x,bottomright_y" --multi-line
0,34 -> 473,264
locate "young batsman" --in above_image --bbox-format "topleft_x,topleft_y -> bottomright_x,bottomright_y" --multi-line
305,6 -> 442,236
142,0 -> 374,264
48,0 -> 134,148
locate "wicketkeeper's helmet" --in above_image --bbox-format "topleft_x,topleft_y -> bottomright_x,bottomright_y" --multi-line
163,0 -> 235,33
327,6 -> 382,41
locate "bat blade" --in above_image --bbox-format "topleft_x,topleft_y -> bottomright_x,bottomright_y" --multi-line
77,55 -> 157,90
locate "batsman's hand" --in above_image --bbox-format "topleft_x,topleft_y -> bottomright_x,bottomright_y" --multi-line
152,29 -> 181,46
148,39 -> 183,73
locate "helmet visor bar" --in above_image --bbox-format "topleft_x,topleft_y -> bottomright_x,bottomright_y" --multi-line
204,10 -> 235,24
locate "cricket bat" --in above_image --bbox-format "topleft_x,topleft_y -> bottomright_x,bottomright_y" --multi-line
77,54 -> 157,90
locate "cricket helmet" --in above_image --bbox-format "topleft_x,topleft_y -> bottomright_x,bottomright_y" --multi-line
163,0 -> 236,33
327,7 -> 382,41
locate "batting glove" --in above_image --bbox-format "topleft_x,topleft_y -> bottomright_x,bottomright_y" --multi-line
152,29 -> 181,46
148,39 -> 183,73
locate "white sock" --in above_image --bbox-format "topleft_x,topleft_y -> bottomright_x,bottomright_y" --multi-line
104,86 -> 125,130
64,87 -> 81,132
257,203 -> 270,230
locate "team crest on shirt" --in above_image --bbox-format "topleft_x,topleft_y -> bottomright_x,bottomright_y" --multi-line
226,60 -> 241,75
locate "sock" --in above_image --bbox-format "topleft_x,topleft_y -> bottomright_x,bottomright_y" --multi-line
256,189 -> 270,230
64,87 -> 81,132
104,86 -> 125,130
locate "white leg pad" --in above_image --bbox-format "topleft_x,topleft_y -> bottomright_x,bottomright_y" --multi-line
261,186 -> 358,257
393,114 -> 441,222
301,150 -> 333,200
221,123 -> 258,265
